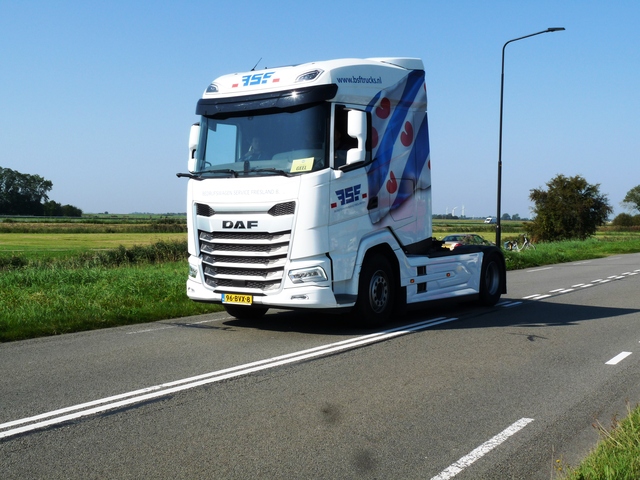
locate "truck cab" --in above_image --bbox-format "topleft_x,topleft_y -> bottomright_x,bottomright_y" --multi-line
180,58 -> 505,325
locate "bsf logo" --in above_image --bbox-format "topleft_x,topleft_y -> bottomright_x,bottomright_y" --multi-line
241,72 -> 275,87
335,184 -> 361,206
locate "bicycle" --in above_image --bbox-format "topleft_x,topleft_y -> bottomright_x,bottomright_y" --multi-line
520,235 -> 535,250
503,235 -> 535,252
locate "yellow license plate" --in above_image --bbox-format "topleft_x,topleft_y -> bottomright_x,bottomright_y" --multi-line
222,294 -> 253,305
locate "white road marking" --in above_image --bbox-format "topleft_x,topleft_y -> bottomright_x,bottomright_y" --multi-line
501,301 -> 522,308
127,326 -> 177,334
522,294 -> 551,300
430,418 -> 534,480
127,318 -> 220,334
0,316 -> 457,440
527,267 -> 553,273
605,352 -> 632,365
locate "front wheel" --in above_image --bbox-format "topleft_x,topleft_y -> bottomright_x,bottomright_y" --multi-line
479,252 -> 504,306
355,254 -> 396,326
224,304 -> 269,320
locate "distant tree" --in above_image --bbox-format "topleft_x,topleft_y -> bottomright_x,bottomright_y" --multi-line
42,200 -> 82,217
43,200 -> 63,216
501,213 -> 511,221
611,213 -> 640,227
61,204 -> 83,217
512,213 -> 521,221
0,167 -> 82,216
525,174 -> 612,242
0,167 -> 52,215
622,185 -> 640,213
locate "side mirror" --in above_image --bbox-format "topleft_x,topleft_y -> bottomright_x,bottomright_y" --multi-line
346,110 -> 366,165
188,123 -> 200,173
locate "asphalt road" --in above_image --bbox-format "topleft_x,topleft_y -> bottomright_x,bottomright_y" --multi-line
1,253 -> 640,479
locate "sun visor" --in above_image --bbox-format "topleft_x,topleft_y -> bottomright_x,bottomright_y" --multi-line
196,84 -> 338,116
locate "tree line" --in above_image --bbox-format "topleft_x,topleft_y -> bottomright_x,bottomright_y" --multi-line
0,167 -> 82,217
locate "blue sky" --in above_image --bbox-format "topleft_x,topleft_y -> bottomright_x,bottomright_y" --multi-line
1,1 -> 638,218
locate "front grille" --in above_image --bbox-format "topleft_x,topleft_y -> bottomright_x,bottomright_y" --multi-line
198,229 -> 291,293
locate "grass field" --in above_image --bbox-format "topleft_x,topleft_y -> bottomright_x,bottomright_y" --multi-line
0,232 -> 186,258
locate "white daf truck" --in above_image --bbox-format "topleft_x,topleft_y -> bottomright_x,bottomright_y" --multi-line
178,57 -> 506,325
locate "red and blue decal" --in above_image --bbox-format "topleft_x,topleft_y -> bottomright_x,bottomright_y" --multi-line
232,71 -> 280,88
332,184 -> 367,209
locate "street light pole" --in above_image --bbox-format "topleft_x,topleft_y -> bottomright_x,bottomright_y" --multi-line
496,27 -> 565,248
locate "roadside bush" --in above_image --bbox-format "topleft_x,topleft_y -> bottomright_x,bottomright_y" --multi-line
72,241 -> 188,268
0,255 -> 28,270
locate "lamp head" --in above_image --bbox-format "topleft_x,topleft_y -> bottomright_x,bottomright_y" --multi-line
547,27 -> 566,32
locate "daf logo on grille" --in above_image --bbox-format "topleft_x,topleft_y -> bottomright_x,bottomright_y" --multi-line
222,220 -> 258,229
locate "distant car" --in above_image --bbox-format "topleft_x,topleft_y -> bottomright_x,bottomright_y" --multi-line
484,217 -> 496,224
442,234 -> 494,251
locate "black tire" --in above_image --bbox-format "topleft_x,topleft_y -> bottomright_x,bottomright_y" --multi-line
479,253 -> 503,306
224,304 -> 269,320
355,254 -> 396,326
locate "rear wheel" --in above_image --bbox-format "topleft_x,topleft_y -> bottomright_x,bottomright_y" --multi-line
224,305 -> 269,320
479,253 -> 503,306
355,254 -> 396,326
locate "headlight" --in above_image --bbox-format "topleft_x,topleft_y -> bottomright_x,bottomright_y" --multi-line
205,83 -> 219,93
295,69 -> 323,83
288,266 -> 328,284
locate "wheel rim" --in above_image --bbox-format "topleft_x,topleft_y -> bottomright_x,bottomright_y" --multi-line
368,270 -> 389,313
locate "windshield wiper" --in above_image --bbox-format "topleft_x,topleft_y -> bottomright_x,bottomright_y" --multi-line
246,167 -> 291,177
176,169 -> 238,179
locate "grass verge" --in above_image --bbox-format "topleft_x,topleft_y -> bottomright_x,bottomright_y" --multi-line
502,237 -> 640,270
0,241 -> 222,342
0,261 -> 221,342
561,404 -> 640,479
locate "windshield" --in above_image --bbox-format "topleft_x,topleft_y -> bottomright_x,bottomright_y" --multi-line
195,103 -> 329,177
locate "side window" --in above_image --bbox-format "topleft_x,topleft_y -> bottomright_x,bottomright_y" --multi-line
204,122 -> 237,167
